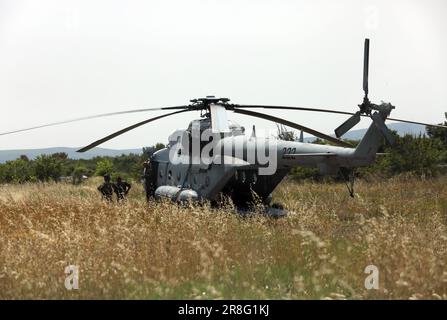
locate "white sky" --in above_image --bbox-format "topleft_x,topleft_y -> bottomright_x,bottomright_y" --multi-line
0,0 -> 446,150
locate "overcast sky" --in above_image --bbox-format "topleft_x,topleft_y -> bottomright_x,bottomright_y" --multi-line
0,0 -> 446,150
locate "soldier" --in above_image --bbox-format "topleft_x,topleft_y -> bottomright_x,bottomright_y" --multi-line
114,176 -> 132,202
98,174 -> 114,201
143,160 -> 155,201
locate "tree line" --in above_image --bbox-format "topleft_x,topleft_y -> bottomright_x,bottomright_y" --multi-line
0,143 -> 165,184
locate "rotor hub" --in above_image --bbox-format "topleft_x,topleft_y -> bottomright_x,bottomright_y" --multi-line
358,98 -> 395,117
189,96 -> 231,117
189,96 -> 230,108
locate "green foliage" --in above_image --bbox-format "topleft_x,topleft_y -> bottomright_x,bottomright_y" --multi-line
426,119 -> 447,162
370,134 -> 444,177
0,159 -> 34,183
94,158 -> 114,177
354,130 -> 444,178
0,154 -> 67,183
426,120 -> 447,144
289,166 -> 321,181
33,154 -> 66,182
155,142 -> 165,151
0,145 -> 166,184
72,164 -> 88,185
142,143 -> 165,159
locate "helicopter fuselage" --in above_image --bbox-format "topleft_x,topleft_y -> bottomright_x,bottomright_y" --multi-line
150,117 -> 380,207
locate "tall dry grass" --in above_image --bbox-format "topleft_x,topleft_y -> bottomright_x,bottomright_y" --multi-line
0,176 -> 446,299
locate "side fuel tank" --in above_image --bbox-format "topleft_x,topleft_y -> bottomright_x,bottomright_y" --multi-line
154,185 -> 199,203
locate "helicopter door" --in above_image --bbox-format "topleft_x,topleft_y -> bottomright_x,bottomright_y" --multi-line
157,162 -> 169,184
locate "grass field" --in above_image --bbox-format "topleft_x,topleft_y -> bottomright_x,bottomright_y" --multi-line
0,176 -> 446,299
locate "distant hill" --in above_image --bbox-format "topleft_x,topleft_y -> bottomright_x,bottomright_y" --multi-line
339,122 -> 426,140
0,147 -> 142,163
304,122 -> 426,142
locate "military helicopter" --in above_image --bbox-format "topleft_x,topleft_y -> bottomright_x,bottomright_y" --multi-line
2,39 -> 446,213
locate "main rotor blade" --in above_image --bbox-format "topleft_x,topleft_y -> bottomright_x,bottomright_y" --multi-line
363,38 -> 370,97
234,104 -> 356,116
335,112 -> 361,138
386,117 -> 447,129
233,105 -> 447,129
232,108 -> 353,148
0,105 -> 188,137
77,109 -> 190,153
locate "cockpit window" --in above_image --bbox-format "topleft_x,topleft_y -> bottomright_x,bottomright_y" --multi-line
185,119 -> 245,136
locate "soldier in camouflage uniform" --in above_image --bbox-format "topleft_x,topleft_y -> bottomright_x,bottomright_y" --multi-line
113,176 -> 132,202
98,174 -> 114,201
143,160 -> 155,201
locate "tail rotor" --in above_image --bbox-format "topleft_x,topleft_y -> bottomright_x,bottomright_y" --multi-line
335,38 -> 396,145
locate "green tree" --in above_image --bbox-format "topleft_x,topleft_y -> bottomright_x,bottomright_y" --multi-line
71,164 -> 88,185
426,116 -> 447,163
51,152 -> 68,161
33,154 -> 64,182
95,158 -> 114,176
426,117 -> 447,144
142,143 -> 166,159
0,159 -> 34,183
366,134 -> 444,177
